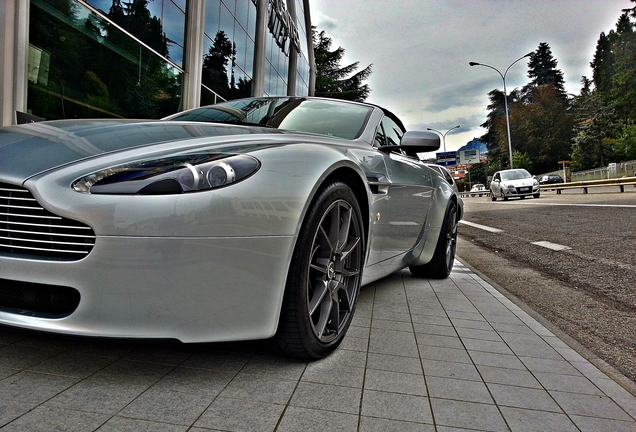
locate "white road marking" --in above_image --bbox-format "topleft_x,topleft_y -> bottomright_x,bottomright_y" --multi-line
484,201 -> 636,208
459,220 -> 503,233
531,241 -> 572,251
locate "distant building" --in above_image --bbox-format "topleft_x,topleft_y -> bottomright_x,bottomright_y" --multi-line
0,0 -> 315,126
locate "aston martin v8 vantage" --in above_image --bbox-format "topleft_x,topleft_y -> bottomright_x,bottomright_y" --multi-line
0,97 -> 462,359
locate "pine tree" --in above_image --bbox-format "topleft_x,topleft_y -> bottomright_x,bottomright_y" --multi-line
523,42 -> 567,101
312,28 -> 372,102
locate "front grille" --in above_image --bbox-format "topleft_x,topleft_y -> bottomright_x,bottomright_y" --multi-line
0,278 -> 80,317
0,182 -> 95,260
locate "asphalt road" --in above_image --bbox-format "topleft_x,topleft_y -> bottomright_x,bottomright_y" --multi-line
456,186 -> 636,386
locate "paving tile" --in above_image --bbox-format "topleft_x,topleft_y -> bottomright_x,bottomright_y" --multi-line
430,398 -> 508,431
219,373 -> 297,404
415,332 -> 465,349
445,310 -> 484,321
290,381 -> 362,414
455,326 -> 504,342
361,389 -> 432,423
0,404 -> 110,432
118,387 -> 212,425
408,311 -> 451,325
426,376 -> 493,403
418,344 -> 473,364
302,356 -> 365,388
364,368 -> 427,396
0,344 -> 58,370
0,371 -> 79,405
358,416 -> 435,431
239,354 -> 306,380
371,309 -> 412,322
366,352 -> 423,375
339,333 -> 370,352
179,351 -> 251,372
277,406 -> 359,432
550,390 -> 635,421
450,317 -> 492,330
571,415 -> 636,432
46,376 -> 155,415
469,350 -> 527,370
371,317 -> 414,332
0,397 -> 35,427
477,364 -> 542,389
533,371 -> 604,395
312,346 -> 367,369
488,383 -> 562,412
97,416 -> 188,431
194,397 -> 285,432
422,358 -> 483,381
26,352 -> 114,378
368,327 -> 419,358
463,338 -> 514,355
151,366 -> 235,395
123,345 -> 193,366
520,356 -> 583,376
499,406 -> 579,432
412,322 -> 458,337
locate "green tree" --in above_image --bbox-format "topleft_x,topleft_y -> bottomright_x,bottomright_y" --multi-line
313,28 -> 372,101
508,85 -> 574,174
570,91 -> 615,171
522,42 -> 567,101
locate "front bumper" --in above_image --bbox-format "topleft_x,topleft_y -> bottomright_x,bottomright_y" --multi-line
0,235 -> 295,342
502,184 -> 540,197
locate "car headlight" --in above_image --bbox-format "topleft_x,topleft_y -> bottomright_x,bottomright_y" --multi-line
72,154 -> 259,195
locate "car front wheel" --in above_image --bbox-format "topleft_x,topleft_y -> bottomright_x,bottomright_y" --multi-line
272,182 -> 364,360
409,200 -> 458,279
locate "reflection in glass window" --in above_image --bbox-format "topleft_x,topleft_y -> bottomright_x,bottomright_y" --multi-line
84,0 -> 186,67
168,98 -> 371,140
381,116 -> 404,146
28,0 -> 182,120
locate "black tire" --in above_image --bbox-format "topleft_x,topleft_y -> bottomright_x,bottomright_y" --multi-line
409,200 -> 458,279
502,191 -> 508,201
271,182 -> 365,360
533,193 -> 540,198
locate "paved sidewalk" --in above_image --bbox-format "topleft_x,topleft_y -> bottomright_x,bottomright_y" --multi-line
1,261 -> 635,431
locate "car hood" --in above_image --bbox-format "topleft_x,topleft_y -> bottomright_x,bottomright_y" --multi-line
0,119 -> 298,183
504,178 -> 535,186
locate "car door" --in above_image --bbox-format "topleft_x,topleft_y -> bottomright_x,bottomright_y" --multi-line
373,116 -> 434,261
490,171 -> 502,195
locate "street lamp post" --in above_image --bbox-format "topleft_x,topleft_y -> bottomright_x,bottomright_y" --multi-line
427,125 -> 460,166
469,52 -> 532,169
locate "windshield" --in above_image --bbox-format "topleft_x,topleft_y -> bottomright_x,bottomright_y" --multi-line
501,169 -> 532,181
166,98 -> 373,140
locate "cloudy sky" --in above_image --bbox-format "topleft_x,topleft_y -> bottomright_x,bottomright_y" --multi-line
309,0 -> 628,155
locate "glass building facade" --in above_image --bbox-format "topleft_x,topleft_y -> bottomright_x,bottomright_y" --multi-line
0,0 -> 314,125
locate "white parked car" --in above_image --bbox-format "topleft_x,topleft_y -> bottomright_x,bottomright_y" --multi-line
490,168 -> 540,201
469,183 -> 486,197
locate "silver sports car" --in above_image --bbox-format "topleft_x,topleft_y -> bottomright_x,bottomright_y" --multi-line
0,97 -> 462,359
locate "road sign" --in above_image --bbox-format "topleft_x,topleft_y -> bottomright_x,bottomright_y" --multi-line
459,149 -> 480,164
436,151 -> 456,166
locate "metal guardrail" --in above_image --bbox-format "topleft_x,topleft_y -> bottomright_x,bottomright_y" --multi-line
540,177 -> 636,194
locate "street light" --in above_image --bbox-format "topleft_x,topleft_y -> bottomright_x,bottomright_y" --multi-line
427,125 -> 460,166
469,52 -> 532,169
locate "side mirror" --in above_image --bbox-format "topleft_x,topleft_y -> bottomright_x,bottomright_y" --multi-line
378,131 -> 440,154
400,131 -> 440,152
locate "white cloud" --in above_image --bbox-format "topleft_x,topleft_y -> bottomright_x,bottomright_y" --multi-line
310,0 -> 627,151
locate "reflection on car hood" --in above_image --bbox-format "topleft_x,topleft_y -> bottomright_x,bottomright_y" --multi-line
0,119 -> 288,182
